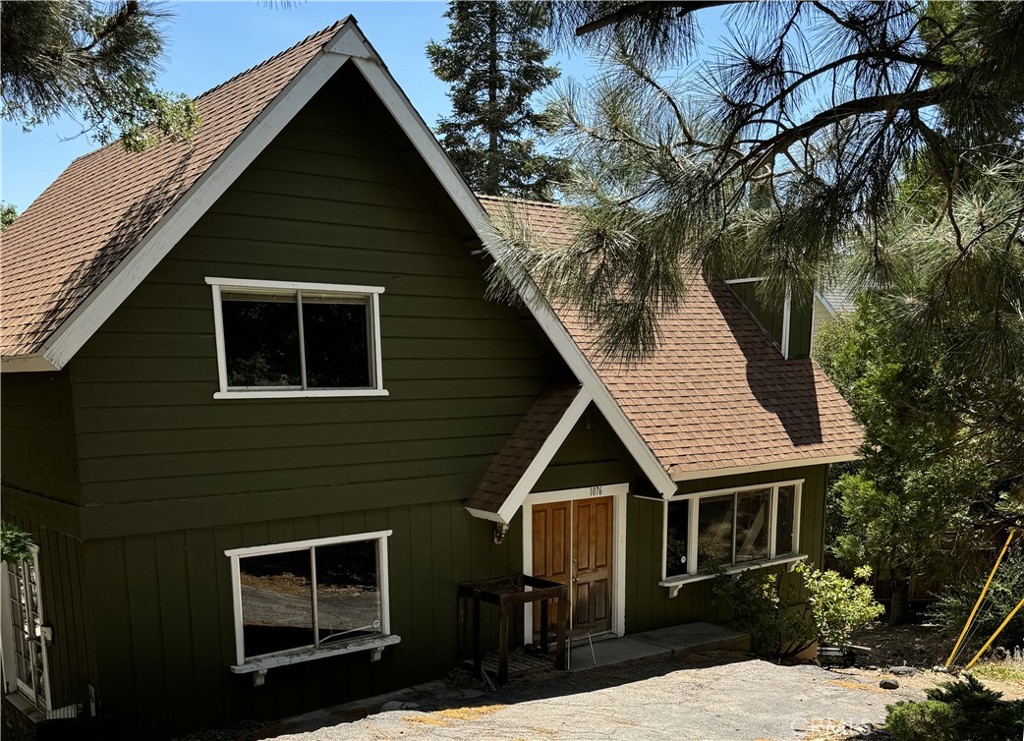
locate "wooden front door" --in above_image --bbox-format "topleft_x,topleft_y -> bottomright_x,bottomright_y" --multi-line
531,496 -> 613,638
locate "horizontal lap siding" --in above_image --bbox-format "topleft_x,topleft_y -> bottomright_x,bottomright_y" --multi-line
84,502 -> 520,737
534,406 -> 642,493
626,465 -> 828,633
70,63 -> 559,518
0,370 -> 81,504
66,63 -> 561,737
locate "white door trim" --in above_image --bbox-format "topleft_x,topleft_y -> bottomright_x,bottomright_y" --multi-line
522,484 -> 628,641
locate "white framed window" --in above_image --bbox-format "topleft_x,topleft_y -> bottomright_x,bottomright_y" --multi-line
1,545 -> 51,713
660,480 -> 805,593
206,278 -> 387,399
226,531 -> 399,675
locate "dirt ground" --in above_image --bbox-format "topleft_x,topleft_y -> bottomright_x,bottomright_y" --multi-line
848,621 -> 1024,700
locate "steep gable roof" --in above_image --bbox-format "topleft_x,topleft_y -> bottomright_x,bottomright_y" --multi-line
1,21 -> 347,364
478,195 -> 862,479
0,19 -> 677,499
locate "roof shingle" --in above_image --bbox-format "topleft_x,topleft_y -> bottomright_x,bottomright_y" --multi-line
0,21 -> 346,358
478,195 -> 862,478
466,385 -> 581,514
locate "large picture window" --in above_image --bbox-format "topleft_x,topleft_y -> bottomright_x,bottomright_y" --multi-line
663,481 -> 803,584
226,531 -> 398,673
207,278 -> 386,399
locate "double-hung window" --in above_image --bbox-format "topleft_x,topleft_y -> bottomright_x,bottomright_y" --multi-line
226,531 -> 399,674
662,480 -> 804,591
207,278 -> 386,399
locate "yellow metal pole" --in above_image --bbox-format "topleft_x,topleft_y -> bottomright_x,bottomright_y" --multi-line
945,529 -> 1015,669
964,594 -> 1024,671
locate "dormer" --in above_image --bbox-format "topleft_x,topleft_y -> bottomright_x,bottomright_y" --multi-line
723,277 -> 813,359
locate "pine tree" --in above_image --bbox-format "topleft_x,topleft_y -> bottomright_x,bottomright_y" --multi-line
427,1 -> 568,200
487,1 -> 1024,372
1,1 -> 198,152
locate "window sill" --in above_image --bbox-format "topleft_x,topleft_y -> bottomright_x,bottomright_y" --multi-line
659,554 -> 808,598
230,633 -> 401,679
214,389 -> 389,400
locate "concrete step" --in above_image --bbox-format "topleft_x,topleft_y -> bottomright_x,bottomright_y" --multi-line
568,622 -> 750,672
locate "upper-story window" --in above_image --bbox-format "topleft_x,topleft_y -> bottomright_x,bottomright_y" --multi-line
206,278 -> 386,399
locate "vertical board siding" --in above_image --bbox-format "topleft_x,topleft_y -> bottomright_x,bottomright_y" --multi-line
0,370 -> 81,504
625,465 -> 828,632
69,63 -> 559,517
82,501 -> 520,734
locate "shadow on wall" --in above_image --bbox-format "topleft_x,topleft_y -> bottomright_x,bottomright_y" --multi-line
708,277 -> 823,447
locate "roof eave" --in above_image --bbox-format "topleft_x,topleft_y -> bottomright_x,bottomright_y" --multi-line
670,452 -> 860,482
0,353 -> 60,373
9,22 -> 368,374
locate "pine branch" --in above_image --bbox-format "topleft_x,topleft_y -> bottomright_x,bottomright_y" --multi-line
574,1 -> 741,37
740,82 -> 957,175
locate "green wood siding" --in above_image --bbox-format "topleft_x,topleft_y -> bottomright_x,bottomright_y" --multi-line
68,63 -> 562,528
0,370 -> 81,505
787,289 -> 814,359
727,282 -> 814,359
625,465 -> 828,632
533,406 -> 643,492
82,502 -> 519,736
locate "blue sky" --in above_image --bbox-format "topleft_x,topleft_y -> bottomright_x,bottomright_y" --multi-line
1,1 -> 605,210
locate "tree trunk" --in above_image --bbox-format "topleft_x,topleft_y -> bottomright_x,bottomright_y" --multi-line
485,0 -> 500,195
889,573 -> 910,626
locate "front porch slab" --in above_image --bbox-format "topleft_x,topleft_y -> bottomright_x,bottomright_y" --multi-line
569,622 -> 750,671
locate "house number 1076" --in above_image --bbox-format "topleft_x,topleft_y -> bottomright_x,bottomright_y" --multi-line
589,486 -> 603,497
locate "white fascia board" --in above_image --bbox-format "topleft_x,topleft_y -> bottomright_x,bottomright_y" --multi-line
350,56 -> 677,499
465,389 -> 593,525
671,453 -> 859,482
491,388 -> 592,524
33,25 -> 364,372
814,290 -> 838,316
464,507 -> 508,524
0,354 -> 59,373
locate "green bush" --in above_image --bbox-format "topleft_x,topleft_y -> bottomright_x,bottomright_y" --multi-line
0,523 -> 33,563
885,700 -> 957,741
712,569 -> 815,659
798,563 -> 884,650
886,675 -> 1024,741
929,541 -> 1024,650
712,563 -> 883,659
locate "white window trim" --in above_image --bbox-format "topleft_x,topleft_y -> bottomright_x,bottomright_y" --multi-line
660,480 -> 804,598
1,544 -> 52,713
207,277 -> 387,400
225,530 -> 398,675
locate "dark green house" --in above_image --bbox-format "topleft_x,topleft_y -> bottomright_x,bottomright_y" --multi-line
0,19 -> 861,739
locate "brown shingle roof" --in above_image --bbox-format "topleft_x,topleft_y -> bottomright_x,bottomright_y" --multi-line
0,21 -> 347,358
478,195 -> 862,478
466,385 -> 581,514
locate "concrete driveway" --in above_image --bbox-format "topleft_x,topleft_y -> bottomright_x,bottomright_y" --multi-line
272,652 -> 923,741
